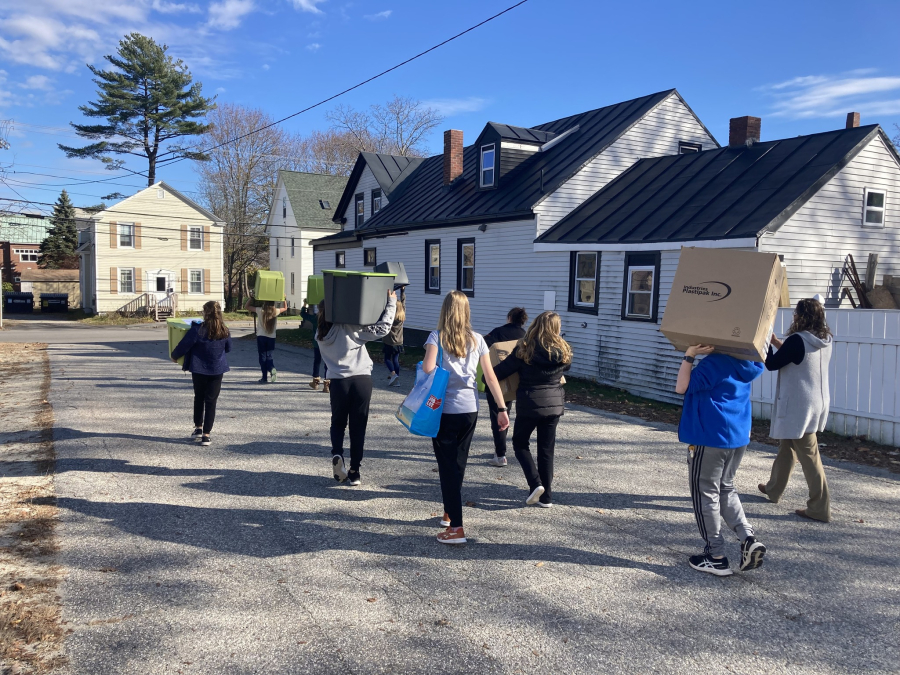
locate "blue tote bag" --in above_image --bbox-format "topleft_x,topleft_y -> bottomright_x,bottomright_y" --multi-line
396,337 -> 450,438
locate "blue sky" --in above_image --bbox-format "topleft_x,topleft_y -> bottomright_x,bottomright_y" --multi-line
1,0 -> 899,213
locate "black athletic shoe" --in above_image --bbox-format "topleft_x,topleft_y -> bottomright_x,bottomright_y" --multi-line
689,554 -> 733,576
347,469 -> 361,486
332,454 -> 347,482
199,435 -> 211,447
740,537 -> 767,571
191,427 -> 203,441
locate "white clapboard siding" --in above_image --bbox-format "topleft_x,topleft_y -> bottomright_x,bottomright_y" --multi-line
752,308 -> 900,446
343,165 -> 387,230
534,93 -> 716,235
759,133 -> 900,304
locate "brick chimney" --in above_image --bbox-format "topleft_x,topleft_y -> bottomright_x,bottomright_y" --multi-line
729,116 -> 761,147
443,129 -> 463,185
846,112 -> 860,129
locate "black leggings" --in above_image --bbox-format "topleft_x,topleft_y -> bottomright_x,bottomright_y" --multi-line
329,375 -> 373,471
191,373 -> 223,434
486,390 -> 513,457
512,414 -> 559,502
432,412 -> 479,528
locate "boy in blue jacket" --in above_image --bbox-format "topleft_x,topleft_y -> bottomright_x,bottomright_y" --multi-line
676,345 -> 767,576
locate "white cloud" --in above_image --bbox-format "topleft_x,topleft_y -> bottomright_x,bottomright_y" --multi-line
262,63 -> 269,70
364,9 -> 391,20
291,0 -> 326,14
207,0 -> 255,30
19,74 -> 53,90
216,86 -> 226,93
760,71 -> 900,119
422,96 -> 489,116
151,0 -> 201,13
306,43 -> 321,52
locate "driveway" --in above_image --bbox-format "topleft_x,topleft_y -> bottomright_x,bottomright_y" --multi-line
30,327 -> 900,673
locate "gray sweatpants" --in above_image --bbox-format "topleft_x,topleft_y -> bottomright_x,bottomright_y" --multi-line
688,445 -> 754,558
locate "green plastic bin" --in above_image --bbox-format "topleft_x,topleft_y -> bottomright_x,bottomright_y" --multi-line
306,274 -> 325,305
254,270 -> 285,302
168,317 -> 202,366
323,269 -> 396,325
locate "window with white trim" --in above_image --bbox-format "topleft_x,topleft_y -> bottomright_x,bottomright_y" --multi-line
157,188 -> 165,199
119,268 -> 135,294
335,251 -> 345,268
372,189 -> 382,214
426,240 -> 440,293
355,193 -> 365,227
188,226 -> 203,250
679,141 -> 702,154
364,248 -> 376,266
189,269 -> 203,294
863,188 -> 886,227
119,223 -> 134,248
480,144 -> 495,187
621,251 -> 660,321
13,248 -> 39,262
572,252 -> 598,308
457,239 -> 475,295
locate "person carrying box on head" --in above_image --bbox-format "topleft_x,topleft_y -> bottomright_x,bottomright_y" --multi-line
301,300 -> 329,392
482,307 -> 528,467
245,295 -> 287,384
382,286 -> 406,387
676,345 -> 767,576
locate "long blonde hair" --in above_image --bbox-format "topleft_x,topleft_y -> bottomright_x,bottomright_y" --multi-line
260,301 -> 277,334
203,301 -> 230,341
437,290 -> 475,358
393,297 -> 406,325
517,311 -> 572,365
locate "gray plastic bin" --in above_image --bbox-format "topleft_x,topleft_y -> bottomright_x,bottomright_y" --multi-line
323,270 -> 396,325
374,261 -> 409,287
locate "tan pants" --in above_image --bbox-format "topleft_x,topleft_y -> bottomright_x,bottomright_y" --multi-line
765,433 -> 831,522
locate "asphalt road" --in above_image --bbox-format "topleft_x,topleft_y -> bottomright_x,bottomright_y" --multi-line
19,324 -> 900,673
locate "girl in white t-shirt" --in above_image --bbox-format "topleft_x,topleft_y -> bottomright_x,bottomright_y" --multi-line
422,290 -> 509,545
245,297 -> 287,383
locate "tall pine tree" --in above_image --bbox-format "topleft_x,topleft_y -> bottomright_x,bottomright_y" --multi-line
39,190 -> 79,269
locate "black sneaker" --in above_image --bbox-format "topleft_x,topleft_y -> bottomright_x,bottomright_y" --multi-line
347,469 -> 361,486
689,554 -> 733,576
332,455 -> 347,482
200,435 -> 211,447
191,427 -> 203,441
740,537 -> 767,571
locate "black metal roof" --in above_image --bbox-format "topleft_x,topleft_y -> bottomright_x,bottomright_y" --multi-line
352,89 -> 682,235
483,122 -> 556,144
332,153 -> 425,222
536,124 -> 891,246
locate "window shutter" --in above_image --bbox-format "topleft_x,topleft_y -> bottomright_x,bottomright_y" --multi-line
110,267 -> 118,294
181,268 -> 188,293
203,225 -> 210,252
135,268 -> 143,293
134,223 -> 142,249
204,268 -> 211,295
181,225 -> 187,251
109,222 -> 118,249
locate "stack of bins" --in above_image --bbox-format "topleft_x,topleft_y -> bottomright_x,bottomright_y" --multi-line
167,317 -> 202,365
322,270 -> 396,324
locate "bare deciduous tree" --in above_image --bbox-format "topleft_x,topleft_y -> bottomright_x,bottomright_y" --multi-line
292,129 -> 359,176
326,95 -> 442,157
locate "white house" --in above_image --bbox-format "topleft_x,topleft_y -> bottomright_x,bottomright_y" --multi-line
266,170 -> 348,308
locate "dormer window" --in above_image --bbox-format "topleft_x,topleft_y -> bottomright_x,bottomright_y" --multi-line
480,144 -> 495,188
319,200 -> 331,209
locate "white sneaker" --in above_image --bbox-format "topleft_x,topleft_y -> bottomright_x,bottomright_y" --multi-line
388,373 -> 399,386
332,454 -> 347,482
526,485 -> 545,505
488,455 -> 508,467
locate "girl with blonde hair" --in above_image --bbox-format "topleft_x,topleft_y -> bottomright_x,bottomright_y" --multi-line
492,311 -> 571,507
422,290 -> 509,544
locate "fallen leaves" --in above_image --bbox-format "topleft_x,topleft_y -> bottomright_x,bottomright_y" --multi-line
534,562 -> 545,568
366,597 -> 377,603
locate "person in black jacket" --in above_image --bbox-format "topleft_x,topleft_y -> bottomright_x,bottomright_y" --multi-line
483,307 -> 528,467
492,311 -> 571,507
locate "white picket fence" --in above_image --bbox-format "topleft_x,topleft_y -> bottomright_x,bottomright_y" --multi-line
752,308 -> 900,447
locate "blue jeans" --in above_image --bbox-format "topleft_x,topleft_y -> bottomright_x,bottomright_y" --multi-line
313,343 -> 327,379
383,343 -> 401,375
257,336 -> 275,378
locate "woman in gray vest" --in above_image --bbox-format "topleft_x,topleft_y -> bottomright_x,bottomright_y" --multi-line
758,298 -> 833,522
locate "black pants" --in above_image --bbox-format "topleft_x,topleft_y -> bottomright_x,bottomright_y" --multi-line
257,336 -> 275,378
191,373 -> 223,434
329,375 -> 373,471
512,414 -> 560,502
431,412 -> 479,528
486,390 -> 514,457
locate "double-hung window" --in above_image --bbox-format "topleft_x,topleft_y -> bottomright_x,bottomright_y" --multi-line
364,248 -> 376,266
119,223 -> 134,248
119,268 -> 135,294
569,251 -> 599,313
863,188 -> 886,227
335,251 -> 346,268
425,240 -> 440,294
355,193 -> 365,227
480,144 -> 495,187
189,269 -> 203,294
188,226 -> 203,250
457,239 -> 475,296
372,189 -> 382,215
621,252 -> 660,321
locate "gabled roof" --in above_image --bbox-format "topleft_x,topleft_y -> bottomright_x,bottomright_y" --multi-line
96,181 -> 223,224
355,90 -> 683,234
536,124 -> 891,246
279,171 -> 348,231
333,153 -> 425,221
482,122 -> 556,144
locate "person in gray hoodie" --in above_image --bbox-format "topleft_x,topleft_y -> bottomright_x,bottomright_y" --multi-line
316,290 -> 397,486
758,298 -> 834,522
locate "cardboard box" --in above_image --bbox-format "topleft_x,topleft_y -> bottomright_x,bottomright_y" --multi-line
254,270 -> 285,302
489,339 -> 520,402
660,248 -> 784,362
